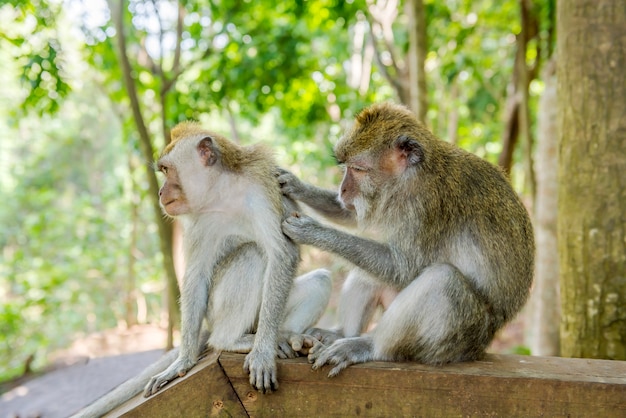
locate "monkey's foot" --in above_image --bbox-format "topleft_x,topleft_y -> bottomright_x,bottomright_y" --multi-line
308,336 -> 375,377
144,356 -> 196,397
277,332 -> 322,357
244,349 -> 278,393
305,327 -> 343,345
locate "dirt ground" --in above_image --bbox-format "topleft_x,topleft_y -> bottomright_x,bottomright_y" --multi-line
0,325 -> 168,418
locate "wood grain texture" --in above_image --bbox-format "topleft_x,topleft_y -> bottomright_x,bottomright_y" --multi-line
219,352 -> 626,417
107,351 -> 626,417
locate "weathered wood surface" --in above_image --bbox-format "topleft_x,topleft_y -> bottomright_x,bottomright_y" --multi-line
221,352 -> 626,417
110,351 -> 626,417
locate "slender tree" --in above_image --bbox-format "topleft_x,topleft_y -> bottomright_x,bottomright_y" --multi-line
109,0 -> 179,348
558,0 -> 626,359
407,0 -> 428,123
527,59 -> 559,356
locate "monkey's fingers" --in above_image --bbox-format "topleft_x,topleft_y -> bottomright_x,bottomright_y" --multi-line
249,368 -> 278,394
287,333 -> 316,352
305,327 -> 342,345
275,167 -> 292,179
289,335 -> 303,351
328,361 -> 351,378
244,352 -> 279,393
306,340 -> 328,365
308,345 -> 350,377
144,375 -> 168,397
277,339 -> 298,359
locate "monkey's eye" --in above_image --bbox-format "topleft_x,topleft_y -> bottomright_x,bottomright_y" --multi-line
350,165 -> 368,173
158,165 -> 168,174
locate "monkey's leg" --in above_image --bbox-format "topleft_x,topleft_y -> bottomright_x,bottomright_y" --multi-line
371,263 -> 493,365
282,269 -> 332,332
276,268 -> 331,357
304,269 -> 384,348
215,263 -> 332,359
309,264 -> 492,376
304,271 -> 391,376
207,243 -> 265,351
338,269 -> 392,337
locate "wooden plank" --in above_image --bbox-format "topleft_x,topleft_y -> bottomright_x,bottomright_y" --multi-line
106,350 -> 247,418
219,352 -> 626,417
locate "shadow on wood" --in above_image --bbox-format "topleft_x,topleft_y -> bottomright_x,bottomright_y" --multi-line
108,351 -> 626,417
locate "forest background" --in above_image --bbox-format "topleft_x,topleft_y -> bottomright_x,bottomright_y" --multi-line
1,0 -> 624,384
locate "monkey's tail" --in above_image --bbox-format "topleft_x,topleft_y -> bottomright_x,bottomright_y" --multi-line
70,348 -> 178,418
71,331 -> 209,418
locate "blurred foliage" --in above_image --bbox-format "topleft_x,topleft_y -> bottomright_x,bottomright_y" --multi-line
0,0 -> 554,382
1,0 -> 71,115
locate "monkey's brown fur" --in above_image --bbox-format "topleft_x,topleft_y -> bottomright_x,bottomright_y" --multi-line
281,102 -> 534,375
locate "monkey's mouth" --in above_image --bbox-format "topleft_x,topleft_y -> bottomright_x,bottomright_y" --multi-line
161,199 -> 177,208
339,199 -> 355,211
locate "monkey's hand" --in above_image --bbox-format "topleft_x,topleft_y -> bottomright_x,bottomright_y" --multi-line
308,336 -> 375,378
282,213 -> 323,245
276,168 -> 307,200
244,348 -> 278,393
143,356 -> 196,397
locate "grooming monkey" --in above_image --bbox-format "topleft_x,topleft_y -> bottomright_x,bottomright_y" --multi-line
74,122 -> 331,417
279,102 -> 534,376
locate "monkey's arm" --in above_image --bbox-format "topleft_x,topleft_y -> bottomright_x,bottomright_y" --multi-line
283,215 -> 411,289
144,265 -> 208,397
244,235 -> 300,393
277,168 -> 356,227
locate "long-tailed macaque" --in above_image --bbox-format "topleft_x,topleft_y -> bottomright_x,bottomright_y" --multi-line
74,122 -> 331,417
279,102 -> 534,377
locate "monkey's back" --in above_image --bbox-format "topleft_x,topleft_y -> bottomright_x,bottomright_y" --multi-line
438,146 -> 535,321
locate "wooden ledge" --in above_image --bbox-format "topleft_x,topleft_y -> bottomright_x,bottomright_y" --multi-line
108,351 -> 626,417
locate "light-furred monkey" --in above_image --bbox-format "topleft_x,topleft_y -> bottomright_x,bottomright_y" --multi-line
73,122 -> 330,417
279,102 -> 534,376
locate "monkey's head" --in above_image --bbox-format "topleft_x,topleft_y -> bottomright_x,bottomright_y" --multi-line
156,121 -> 278,217
334,102 -> 431,222
156,122 -> 244,217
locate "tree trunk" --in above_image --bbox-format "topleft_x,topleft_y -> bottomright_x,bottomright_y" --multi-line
557,0 -> 626,360
527,59 -> 559,356
518,0 -> 536,198
407,0 -> 428,124
111,0 -> 180,349
124,153 -> 139,328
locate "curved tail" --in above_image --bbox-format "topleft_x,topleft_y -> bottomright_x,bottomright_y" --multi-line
71,348 -> 179,418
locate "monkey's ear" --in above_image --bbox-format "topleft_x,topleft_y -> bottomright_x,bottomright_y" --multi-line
395,135 -> 423,166
197,137 -> 218,166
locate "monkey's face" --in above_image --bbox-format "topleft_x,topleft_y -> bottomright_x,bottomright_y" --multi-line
337,153 -> 382,222
337,140 -> 423,225
157,164 -> 190,216
157,134 -> 230,217
339,162 -> 369,211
